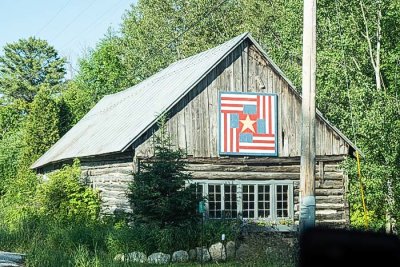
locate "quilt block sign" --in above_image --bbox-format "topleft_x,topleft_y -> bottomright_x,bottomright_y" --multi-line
219,92 -> 278,156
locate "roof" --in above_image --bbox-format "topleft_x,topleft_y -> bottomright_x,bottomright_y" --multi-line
32,32 -> 362,169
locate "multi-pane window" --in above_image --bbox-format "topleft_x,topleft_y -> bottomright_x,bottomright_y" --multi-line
258,185 -> 270,218
242,185 -> 255,218
190,180 -> 293,221
276,185 -> 289,218
224,185 -> 237,218
208,185 -> 222,218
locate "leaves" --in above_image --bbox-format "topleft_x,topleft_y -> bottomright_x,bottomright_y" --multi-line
0,37 -> 66,103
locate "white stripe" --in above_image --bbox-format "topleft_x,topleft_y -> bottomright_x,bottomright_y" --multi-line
271,96 -> 275,133
220,114 -> 224,152
260,96 -> 263,119
239,143 -> 275,147
265,96 -> 269,134
221,100 -> 256,105
221,106 -> 243,111
226,114 -> 230,152
253,136 -> 275,141
221,94 -> 258,99
239,148 -> 276,153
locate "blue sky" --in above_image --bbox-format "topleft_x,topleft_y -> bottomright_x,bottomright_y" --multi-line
1,0 -> 137,78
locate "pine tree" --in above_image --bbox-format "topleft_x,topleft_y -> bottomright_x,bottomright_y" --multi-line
128,122 -> 200,227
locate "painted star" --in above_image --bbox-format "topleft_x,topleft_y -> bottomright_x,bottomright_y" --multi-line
240,115 -> 256,133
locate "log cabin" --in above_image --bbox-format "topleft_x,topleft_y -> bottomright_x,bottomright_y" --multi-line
32,32 -> 362,229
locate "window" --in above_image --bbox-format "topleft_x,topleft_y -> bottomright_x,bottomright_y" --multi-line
224,185 -> 237,218
190,180 -> 293,221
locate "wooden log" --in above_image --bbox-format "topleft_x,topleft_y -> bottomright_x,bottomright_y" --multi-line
89,175 -> 133,183
189,171 -> 300,180
81,162 -> 132,170
315,188 -> 344,196
316,211 -> 345,221
93,183 -> 130,192
323,172 -> 344,180
185,164 -> 301,173
85,167 -> 133,176
317,180 -> 343,189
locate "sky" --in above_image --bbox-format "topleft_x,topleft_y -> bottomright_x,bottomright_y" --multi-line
1,0 -> 137,79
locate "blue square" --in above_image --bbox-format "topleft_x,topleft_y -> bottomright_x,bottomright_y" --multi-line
257,119 -> 266,134
240,133 -> 253,143
243,105 -> 257,114
230,113 -> 239,128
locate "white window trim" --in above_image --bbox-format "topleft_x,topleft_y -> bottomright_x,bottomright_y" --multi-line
188,179 -> 294,222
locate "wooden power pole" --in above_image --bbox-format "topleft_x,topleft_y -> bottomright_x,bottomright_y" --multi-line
300,0 -> 317,232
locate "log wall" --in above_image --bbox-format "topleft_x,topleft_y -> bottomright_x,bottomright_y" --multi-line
80,152 -> 134,215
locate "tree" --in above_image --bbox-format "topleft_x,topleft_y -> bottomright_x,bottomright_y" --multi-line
128,124 -> 200,227
20,86 -> 60,167
0,37 -> 66,103
76,32 -> 129,103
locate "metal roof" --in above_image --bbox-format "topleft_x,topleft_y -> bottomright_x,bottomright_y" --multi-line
32,32 -> 362,169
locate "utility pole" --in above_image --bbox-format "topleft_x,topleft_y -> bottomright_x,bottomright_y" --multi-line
299,0 -> 317,232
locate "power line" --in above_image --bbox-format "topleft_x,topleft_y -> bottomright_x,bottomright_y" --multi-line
60,0 -> 127,51
51,0 -> 97,43
35,0 -> 74,37
131,0 -> 230,76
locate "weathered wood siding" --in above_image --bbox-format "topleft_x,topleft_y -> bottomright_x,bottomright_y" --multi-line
134,40 -> 349,158
80,152 -> 134,214
181,156 -> 349,228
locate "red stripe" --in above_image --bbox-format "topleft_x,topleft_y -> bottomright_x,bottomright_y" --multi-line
251,140 -> 275,144
239,146 -> 276,150
221,103 -> 243,107
268,96 -> 272,134
224,113 -> 227,152
221,97 -> 257,101
236,128 -> 240,152
261,96 -> 267,119
221,110 -> 242,114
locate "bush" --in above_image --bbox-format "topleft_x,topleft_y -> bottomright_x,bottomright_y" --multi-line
35,160 -> 100,222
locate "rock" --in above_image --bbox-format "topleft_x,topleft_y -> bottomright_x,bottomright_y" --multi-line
147,252 -> 171,264
226,241 -> 236,260
113,253 -> 124,262
0,260 -> 22,267
125,251 -> 147,263
188,249 -> 197,261
0,252 -> 25,264
209,242 -> 226,261
196,247 -> 211,262
236,244 -> 250,260
171,250 -> 189,263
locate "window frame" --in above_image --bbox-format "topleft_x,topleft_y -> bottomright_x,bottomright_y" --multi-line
189,179 -> 294,222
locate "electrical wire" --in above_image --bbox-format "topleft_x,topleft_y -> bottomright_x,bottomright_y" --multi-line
61,0 -> 128,50
51,0 -> 97,43
35,0 -> 74,37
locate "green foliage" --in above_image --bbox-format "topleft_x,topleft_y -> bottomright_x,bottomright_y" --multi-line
35,160 -> 100,222
128,123 -> 200,227
0,130 -> 24,195
60,81 -> 94,125
19,86 -> 60,167
76,32 -> 130,103
0,37 -> 66,103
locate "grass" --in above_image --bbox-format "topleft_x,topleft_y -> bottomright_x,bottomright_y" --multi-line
0,215 -> 297,267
